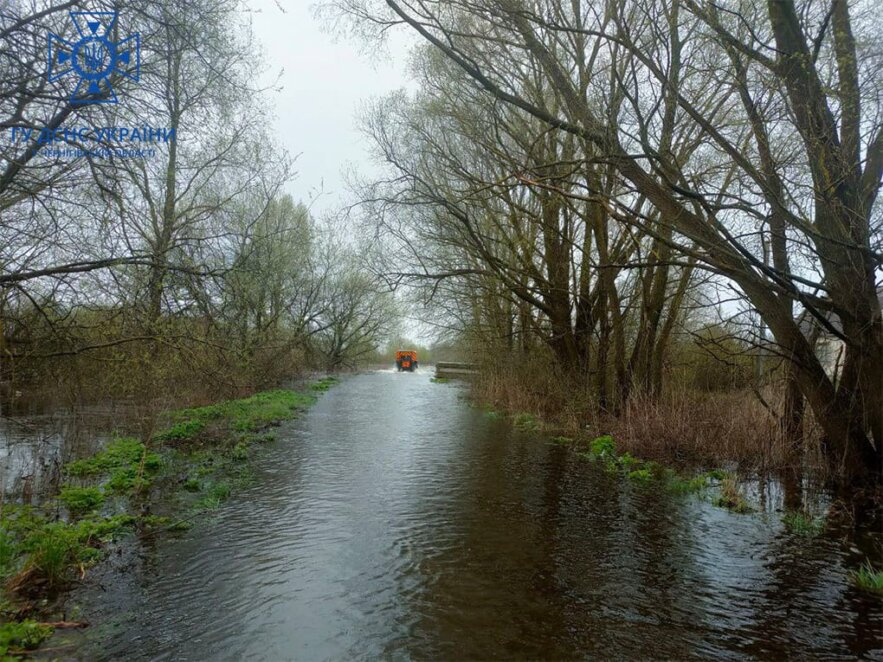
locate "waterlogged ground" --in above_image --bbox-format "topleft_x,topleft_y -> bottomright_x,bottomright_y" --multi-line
0,407 -> 117,501
58,370 -> 882,660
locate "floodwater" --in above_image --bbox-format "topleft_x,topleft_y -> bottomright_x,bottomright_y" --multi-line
0,407 -> 114,501
64,370 -> 881,660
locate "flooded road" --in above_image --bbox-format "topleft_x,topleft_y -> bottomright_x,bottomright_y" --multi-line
72,371 -> 881,660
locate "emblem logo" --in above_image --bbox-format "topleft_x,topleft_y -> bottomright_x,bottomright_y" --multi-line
48,12 -> 140,105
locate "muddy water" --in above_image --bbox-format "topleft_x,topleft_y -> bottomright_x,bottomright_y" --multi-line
71,371 -> 881,660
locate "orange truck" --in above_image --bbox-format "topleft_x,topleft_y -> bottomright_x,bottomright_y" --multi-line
395,350 -> 418,372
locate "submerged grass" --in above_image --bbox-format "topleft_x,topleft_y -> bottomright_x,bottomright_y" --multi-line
309,377 -> 339,392
667,474 -> 709,495
0,620 -> 53,657
194,482 -> 232,511
561,430 -> 738,507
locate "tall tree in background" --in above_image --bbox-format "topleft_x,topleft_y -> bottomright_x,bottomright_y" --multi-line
334,0 -> 882,482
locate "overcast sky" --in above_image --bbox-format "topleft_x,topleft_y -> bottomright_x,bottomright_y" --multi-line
246,1 -> 412,216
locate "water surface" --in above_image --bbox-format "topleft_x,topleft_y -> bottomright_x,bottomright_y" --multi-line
70,370 -> 882,660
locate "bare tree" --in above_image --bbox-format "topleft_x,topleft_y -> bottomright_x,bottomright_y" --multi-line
332,0 -> 882,482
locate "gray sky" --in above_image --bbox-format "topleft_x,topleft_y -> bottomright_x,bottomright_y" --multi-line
245,3 -> 430,344
247,0 -> 412,215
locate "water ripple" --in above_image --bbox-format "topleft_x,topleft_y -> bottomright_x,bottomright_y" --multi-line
73,371 -> 882,661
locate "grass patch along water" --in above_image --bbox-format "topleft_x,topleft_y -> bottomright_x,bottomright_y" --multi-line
782,511 -> 825,537
0,377 -> 338,655
852,562 -> 883,594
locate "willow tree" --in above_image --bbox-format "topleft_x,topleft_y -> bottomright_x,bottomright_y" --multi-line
356,36 -> 703,413
334,0 -> 882,482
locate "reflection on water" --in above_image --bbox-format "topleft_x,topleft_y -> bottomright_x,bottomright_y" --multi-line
0,407 -> 123,501
68,371 -> 881,660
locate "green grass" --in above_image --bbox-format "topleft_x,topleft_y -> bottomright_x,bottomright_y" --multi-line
173,389 -> 315,433
783,511 -> 825,537
0,509 -> 135,589
153,420 -> 206,442
0,620 -> 53,656
617,452 -> 639,468
58,486 -> 105,515
852,562 -> 883,594
513,412 -> 539,431
65,438 -> 162,497
667,474 -> 708,495
141,515 -> 170,528
166,519 -> 193,532
194,481 -> 232,511
0,529 -> 16,581
106,465 -> 155,494
551,436 -> 573,445
26,522 -> 97,586
309,377 -> 339,391
627,468 -> 653,482
484,410 -> 502,420
1,382 -> 335,657
67,437 -> 159,478
230,441 -> 249,461
589,435 -> 616,458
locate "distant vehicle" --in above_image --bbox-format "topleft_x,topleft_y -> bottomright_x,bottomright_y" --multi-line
395,350 -> 418,372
